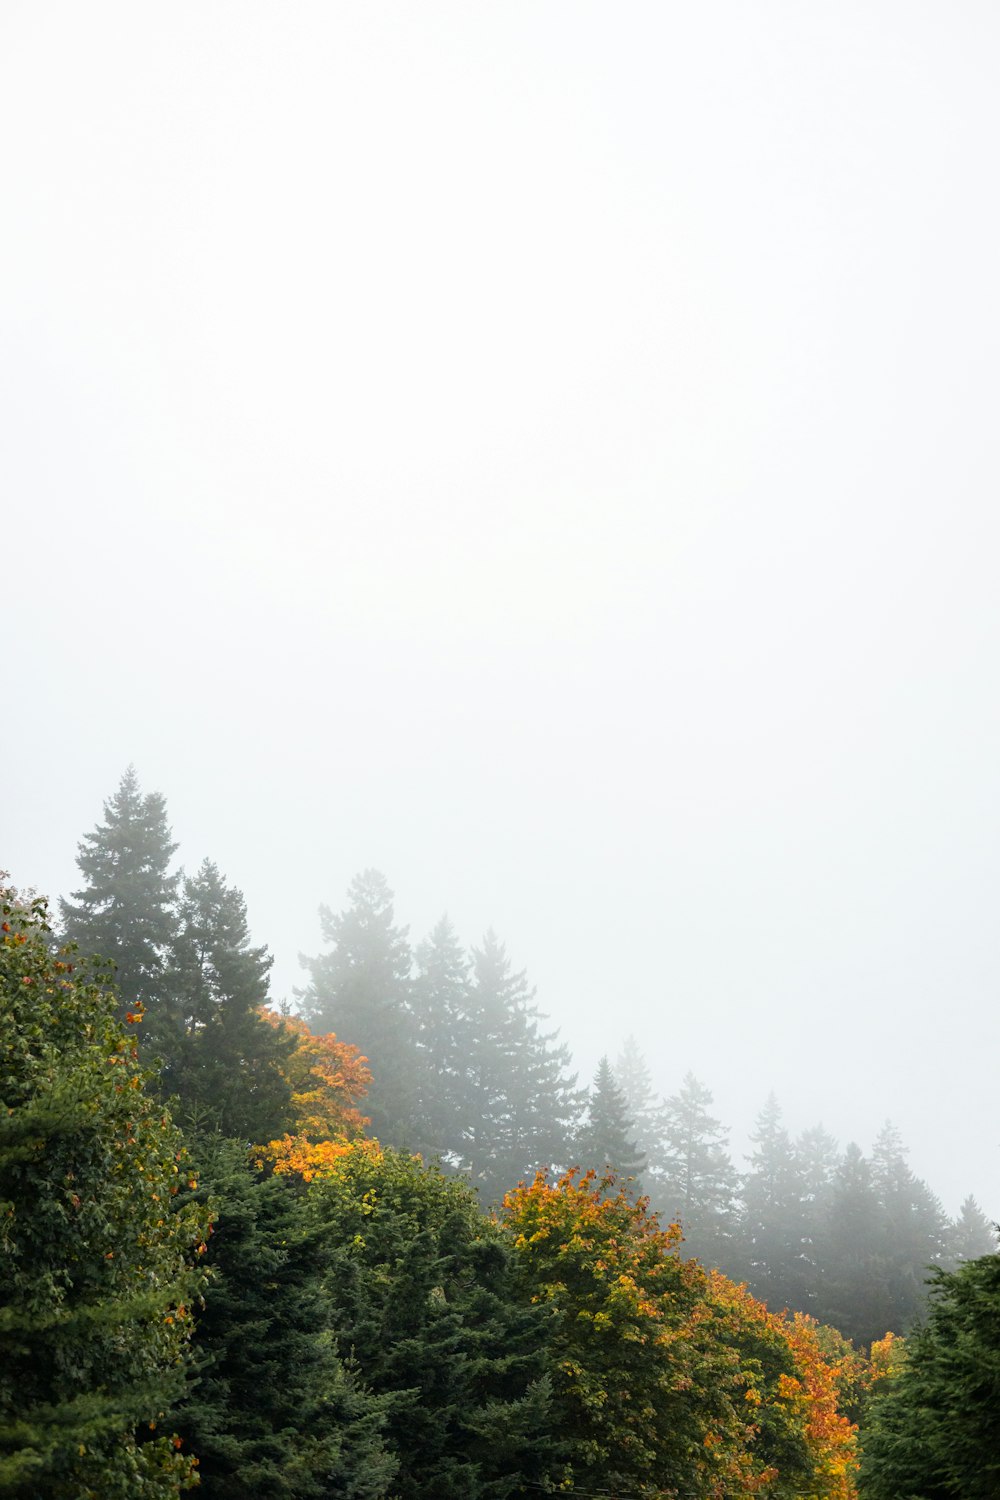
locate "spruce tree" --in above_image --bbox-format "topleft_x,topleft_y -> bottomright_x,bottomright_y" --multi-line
870,1121 -> 947,1332
157,860 -> 294,1142
172,1136 -> 394,1499
459,930 -> 581,1204
656,1072 -> 738,1267
310,1146 -> 553,1499
613,1035 -> 668,1175
410,915 -> 470,1160
574,1056 -> 645,1192
946,1194 -> 997,1266
60,767 -> 179,1023
299,871 -> 420,1148
736,1094 -> 810,1311
814,1142 -> 892,1346
861,1249 -> 1000,1499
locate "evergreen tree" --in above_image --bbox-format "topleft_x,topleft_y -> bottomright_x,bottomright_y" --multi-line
613,1035 -> 668,1173
574,1056 -> 645,1192
299,871 -> 420,1148
736,1094 -> 810,1311
60,767 -> 179,1023
814,1142 -> 892,1347
656,1072 -> 738,1267
870,1121 -> 947,1332
861,1249 -> 1000,1499
945,1194 -> 997,1267
796,1124 -> 840,1295
459,930 -> 581,1204
157,860 -> 294,1142
309,1145 -> 554,1499
410,916 -> 470,1160
173,1136 -> 394,1499
0,881 -> 207,1498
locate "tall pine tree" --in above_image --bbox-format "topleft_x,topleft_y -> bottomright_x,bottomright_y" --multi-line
656,1072 -> 738,1268
410,916 -> 470,1160
156,859 -> 293,1143
574,1056 -> 645,1193
299,871 -> 420,1148
60,767 -> 179,1024
613,1036 -> 668,1174
736,1094 -> 810,1311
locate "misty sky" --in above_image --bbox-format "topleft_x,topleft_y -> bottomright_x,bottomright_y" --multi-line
4,3 -> 999,1216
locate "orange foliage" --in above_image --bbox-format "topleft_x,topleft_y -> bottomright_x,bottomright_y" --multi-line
783,1313 -> 859,1498
259,1006 -> 371,1139
260,1134 -> 383,1183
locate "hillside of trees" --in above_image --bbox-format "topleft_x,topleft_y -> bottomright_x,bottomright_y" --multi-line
2,768 -> 997,1497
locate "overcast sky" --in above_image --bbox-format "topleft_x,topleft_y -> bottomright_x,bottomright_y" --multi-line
4,2 -> 999,1216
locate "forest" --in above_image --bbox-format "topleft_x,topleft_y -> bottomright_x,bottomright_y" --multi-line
2,768 -> 998,1498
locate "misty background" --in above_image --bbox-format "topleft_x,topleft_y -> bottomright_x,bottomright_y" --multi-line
3,2 -> 998,1217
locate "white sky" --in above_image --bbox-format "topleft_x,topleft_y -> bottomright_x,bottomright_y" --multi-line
3,2 -> 999,1215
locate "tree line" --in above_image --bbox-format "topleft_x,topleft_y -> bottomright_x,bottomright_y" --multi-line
2,767 -> 997,1496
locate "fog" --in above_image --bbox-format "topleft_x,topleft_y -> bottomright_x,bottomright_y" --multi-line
3,2 -> 999,1216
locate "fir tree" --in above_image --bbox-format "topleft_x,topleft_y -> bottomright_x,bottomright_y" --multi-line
656,1072 -> 738,1267
172,1136 -> 394,1499
458,930 -> 581,1204
157,860 -> 294,1143
410,915 -> 470,1160
945,1194 -> 997,1266
613,1035 -> 668,1173
814,1142 -> 892,1346
310,1146 -> 554,1499
60,767 -> 179,1023
861,1249 -> 1000,1499
574,1056 -> 645,1192
870,1120 -> 947,1332
736,1094 -> 810,1311
299,871 -> 420,1148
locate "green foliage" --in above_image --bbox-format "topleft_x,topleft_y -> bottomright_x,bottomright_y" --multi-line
156,860 -> 294,1142
0,885 -> 207,1498
860,1251 -> 1000,1499
59,767 -> 179,1024
171,1135 -> 394,1499
308,1144 -> 553,1499
574,1055 -> 645,1192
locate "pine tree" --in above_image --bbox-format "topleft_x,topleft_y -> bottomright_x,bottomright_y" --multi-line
870,1120 -> 947,1332
945,1195 -> 997,1267
60,767 -> 179,1023
172,1136 -> 394,1499
309,1146 -> 554,1499
410,916 -> 470,1160
574,1056 -> 645,1192
861,1249 -> 1000,1499
458,930 -> 581,1204
814,1142 -> 892,1346
613,1035 -> 668,1174
656,1072 -> 738,1268
736,1094 -> 810,1312
156,860 -> 294,1143
299,871 -> 420,1148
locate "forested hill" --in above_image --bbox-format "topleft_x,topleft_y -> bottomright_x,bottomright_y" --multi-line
2,769 -> 997,1497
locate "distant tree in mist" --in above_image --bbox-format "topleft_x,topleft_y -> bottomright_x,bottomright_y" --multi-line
869,1120 -> 947,1332
458,929 -> 582,1204
60,765 -> 179,1023
299,870 -> 421,1149
613,1035 -> 668,1168
410,914 -> 471,1157
656,1071 -> 738,1267
945,1194 -> 997,1266
574,1056 -> 645,1192
814,1142 -> 892,1347
736,1094 -> 810,1312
